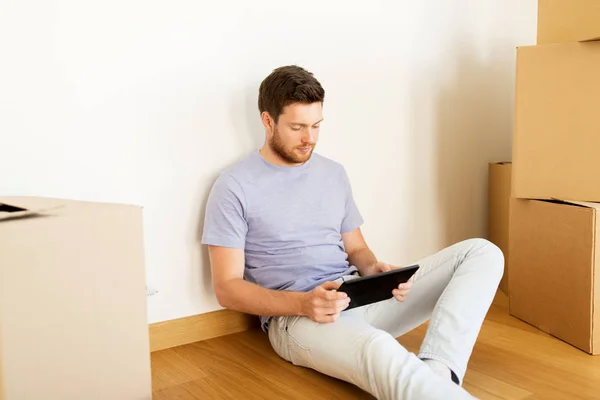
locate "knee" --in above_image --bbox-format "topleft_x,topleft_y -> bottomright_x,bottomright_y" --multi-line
465,238 -> 505,280
357,329 -> 399,359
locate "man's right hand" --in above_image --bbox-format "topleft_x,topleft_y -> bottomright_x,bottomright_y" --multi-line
301,281 -> 351,323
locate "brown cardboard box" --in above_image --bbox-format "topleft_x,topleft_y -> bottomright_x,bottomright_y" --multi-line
488,162 -> 512,294
509,198 -> 600,354
513,39 -> 600,201
0,298 -> 3,400
0,197 -> 152,399
538,0 -> 600,44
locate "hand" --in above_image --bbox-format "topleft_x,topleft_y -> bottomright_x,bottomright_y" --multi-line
370,262 -> 414,302
301,281 -> 351,323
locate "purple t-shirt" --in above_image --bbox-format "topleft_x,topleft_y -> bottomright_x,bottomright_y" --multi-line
201,151 -> 363,330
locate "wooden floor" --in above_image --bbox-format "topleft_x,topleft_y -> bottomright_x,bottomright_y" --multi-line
151,292 -> 600,399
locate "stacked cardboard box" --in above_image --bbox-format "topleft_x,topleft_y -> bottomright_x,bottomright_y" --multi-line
508,0 -> 600,355
0,197 -> 152,399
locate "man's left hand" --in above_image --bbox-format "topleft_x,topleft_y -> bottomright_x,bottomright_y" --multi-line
369,262 -> 413,303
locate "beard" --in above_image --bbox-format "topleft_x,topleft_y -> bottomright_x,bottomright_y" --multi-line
269,126 -> 315,164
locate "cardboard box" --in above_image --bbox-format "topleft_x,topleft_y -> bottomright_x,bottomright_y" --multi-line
509,198 -> 600,354
513,39 -> 600,201
0,300 -> 3,400
0,197 -> 152,399
488,162 -> 512,294
538,0 -> 600,44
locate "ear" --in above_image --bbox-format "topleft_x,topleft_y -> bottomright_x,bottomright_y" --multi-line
261,111 -> 275,136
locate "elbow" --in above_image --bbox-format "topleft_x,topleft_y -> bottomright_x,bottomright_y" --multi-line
214,280 -> 235,309
214,286 -> 229,308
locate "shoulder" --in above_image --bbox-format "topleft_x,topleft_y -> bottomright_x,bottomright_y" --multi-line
208,153 -> 260,201
222,151 -> 257,175
310,152 -> 346,175
310,153 -> 350,184
214,151 -> 261,187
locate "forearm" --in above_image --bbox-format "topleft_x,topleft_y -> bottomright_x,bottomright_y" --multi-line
216,278 -> 306,317
347,247 -> 379,276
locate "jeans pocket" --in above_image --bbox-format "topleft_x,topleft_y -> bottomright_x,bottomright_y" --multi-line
268,317 -> 290,361
284,316 -> 314,368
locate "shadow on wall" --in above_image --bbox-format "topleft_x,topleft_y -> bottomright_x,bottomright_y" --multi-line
194,171 -> 219,300
408,37 -> 514,251
233,83 -> 266,151
194,82 -> 265,296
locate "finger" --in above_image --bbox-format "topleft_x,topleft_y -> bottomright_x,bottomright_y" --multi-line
321,281 -> 341,291
322,298 -> 351,312
316,313 -> 340,323
393,289 -> 411,296
378,263 -> 392,272
333,298 -> 351,310
394,295 -> 405,302
314,307 -> 334,316
398,281 -> 413,290
323,289 -> 347,300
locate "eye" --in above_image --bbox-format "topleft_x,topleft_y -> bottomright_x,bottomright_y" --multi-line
291,126 -> 302,131
313,125 -> 320,129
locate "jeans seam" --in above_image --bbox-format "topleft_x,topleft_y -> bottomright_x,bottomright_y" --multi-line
413,252 -> 458,282
418,351 -> 465,383
418,252 -> 459,355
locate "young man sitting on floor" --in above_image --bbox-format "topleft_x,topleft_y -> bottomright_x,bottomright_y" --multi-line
202,65 -> 503,400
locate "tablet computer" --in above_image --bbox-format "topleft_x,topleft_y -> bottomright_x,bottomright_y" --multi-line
337,265 -> 420,310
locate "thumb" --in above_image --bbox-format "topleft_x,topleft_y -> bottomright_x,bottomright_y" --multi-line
321,281 -> 341,291
379,263 -> 392,272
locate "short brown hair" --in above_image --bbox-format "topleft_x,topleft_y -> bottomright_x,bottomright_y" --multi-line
258,65 -> 325,122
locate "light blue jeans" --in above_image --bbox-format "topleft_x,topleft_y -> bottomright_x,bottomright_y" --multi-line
268,238 -> 504,400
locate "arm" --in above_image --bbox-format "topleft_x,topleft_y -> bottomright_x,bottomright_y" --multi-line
209,245 -> 304,316
341,227 -> 380,276
209,245 -> 349,322
342,227 -> 414,301
338,167 -> 378,275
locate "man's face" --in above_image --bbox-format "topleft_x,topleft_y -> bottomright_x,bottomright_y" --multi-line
268,102 -> 323,165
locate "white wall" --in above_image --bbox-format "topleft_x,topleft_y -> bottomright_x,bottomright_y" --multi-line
0,0 -> 537,324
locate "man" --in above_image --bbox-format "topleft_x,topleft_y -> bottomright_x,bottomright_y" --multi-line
201,65 -> 503,400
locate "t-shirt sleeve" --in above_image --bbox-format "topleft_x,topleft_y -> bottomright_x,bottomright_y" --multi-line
201,174 -> 248,248
340,167 -> 364,233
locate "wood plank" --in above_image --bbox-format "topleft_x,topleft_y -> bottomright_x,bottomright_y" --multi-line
149,309 -> 258,352
150,348 -> 207,392
462,370 -> 532,400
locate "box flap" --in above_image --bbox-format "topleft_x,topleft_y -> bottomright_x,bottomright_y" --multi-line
0,202 -> 63,222
553,199 -> 600,211
582,36 -> 600,43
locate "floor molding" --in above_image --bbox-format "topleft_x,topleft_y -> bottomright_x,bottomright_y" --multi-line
149,309 -> 259,352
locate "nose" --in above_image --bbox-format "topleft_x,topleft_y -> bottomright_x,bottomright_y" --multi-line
301,128 -> 316,144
